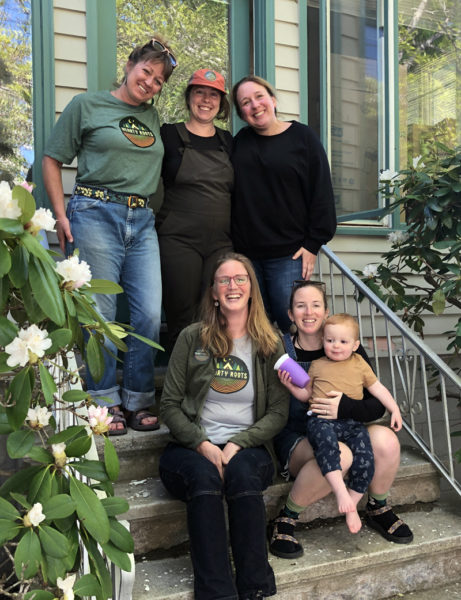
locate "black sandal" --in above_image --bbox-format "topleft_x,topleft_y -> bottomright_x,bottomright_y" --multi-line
268,513 -> 304,559
107,407 -> 127,436
365,503 -> 414,544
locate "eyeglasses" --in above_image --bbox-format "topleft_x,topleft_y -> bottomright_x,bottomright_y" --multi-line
215,274 -> 250,287
148,38 -> 178,68
292,279 -> 326,290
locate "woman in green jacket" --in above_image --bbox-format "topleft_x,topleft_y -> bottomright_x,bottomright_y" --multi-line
159,252 -> 289,600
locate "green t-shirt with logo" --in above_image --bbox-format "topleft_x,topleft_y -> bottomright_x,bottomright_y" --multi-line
44,90 -> 163,198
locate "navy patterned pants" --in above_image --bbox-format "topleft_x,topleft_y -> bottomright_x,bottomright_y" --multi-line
306,417 -> 375,494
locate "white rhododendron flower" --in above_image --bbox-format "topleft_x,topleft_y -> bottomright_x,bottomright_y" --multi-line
0,181 -> 21,219
52,442 -> 67,467
28,207 -> 56,234
24,502 -> 46,527
379,169 -> 399,182
57,574 -> 76,600
56,255 -> 92,290
5,324 -> 52,367
412,155 -> 424,168
88,405 -> 113,435
363,264 -> 378,278
388,230 -> 408,245
27,406 -> 52,429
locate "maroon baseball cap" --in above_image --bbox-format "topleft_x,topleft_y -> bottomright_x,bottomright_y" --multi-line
187,69 -> 226,93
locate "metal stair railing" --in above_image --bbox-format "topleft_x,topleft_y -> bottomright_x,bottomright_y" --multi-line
318,245 -> 461,497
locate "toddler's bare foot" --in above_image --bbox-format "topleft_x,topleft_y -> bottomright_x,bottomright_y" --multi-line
346,509 -> 362,533
336,488 -> 355,514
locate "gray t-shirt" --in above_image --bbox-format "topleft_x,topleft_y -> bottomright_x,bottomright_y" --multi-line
200,335 -> 254,444
44,90 -> 164,198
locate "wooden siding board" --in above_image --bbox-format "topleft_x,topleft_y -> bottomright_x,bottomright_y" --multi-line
54,34 -> 87,62
54,7 -> 86,36
55,61 -> 87,88
274,0 -> 299,22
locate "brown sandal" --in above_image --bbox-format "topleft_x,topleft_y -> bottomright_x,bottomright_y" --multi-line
107,407 -> 127,436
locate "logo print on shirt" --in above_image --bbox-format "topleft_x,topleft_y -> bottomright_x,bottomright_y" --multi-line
119,117 -> 155,147
211,356 -> 249,394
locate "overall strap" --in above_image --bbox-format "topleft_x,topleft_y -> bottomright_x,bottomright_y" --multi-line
283,333 -> 297,360
175,122 -> 193,153
215,127 -> 231,155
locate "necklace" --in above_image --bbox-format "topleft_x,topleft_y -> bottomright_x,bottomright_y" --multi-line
294,331 -> 307,351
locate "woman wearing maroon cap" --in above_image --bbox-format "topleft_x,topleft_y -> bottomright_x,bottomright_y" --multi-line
157,68 -> 233,349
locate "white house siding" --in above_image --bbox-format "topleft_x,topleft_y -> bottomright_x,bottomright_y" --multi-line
52,0 -> 88,194
274,0 -> 300,121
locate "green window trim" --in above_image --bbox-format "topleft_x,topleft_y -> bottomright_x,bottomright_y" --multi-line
31,0 -> 54,209
253,0 -> 275,84
86,0 -> 117,92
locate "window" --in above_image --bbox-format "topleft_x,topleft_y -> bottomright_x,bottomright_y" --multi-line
307,0 -> 383,223
398,0 -> 461,167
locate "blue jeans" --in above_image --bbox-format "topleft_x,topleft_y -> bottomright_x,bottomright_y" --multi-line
66,196 -> 161,411
159,443 -> 276,600
251,255 -> 303,332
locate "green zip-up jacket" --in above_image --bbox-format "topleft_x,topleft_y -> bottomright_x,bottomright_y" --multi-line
160,322 -> 289,471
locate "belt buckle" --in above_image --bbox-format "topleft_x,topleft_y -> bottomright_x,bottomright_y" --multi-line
128,195 -> 145,208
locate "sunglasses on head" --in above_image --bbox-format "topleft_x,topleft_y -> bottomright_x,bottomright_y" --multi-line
148,38 -> 178,68
292,279 -> 326,290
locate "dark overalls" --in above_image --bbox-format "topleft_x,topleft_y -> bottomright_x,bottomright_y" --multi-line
157,123 -> 233,346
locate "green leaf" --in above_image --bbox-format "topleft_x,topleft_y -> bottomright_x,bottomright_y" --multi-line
69,476 -> 110,544
101,495 -> 129,516
0,496 -> 20,520
83,535 -> 112,598
0,465 -> 42,498
65,434 -> 92,457
39,524 -> 70,558
0,518 -> 21,544
86,334 -> 104,382
0,408 -> 13,434
19,228 -> 56,268
21,279 -> 47,322
109,518 -> 134,553
14,184 -> 36,223
127,330 -> 164,351
0,352 -> 12,374
62,389 -> 90,403
64,289 -> 77,316
7,429 -> 35,459
432,289 -> 446,316
48,424 -> 87,444
100,539 -> 132,572
0,315 -> 18,346
28,466 -> 53,504
71,459 -> 109,481
48,328 -> 73,354
0,274 -> 9,311
6,366 -> 32,430
74,573 -> 102,598
104,437 -> 120,482
86,278 -> 123,294
0,239 -> 12,277
28,254 -> 65,326
0,217 -> 24,235
27,446 -> 54,464
24,591 -> 55,600
42,494 -> 75,520
9,492 -> 31,509
39,362 -> 58,405
9,242 -> 29,288
15,528 -> 41,579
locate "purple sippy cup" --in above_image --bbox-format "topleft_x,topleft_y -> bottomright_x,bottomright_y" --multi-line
274,353 -> 310,388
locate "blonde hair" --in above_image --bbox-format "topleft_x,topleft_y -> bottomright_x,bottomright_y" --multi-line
199,252 -> 279,357
324,313 -> 359,340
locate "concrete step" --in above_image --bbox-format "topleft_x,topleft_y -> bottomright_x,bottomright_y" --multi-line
115,445 -> 440,555
387,580 -> 461,599
132,501 -> 461,600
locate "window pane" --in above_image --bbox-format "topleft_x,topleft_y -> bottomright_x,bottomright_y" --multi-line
116,0 -> 229,125
0,0 -> 32,182
330,1 -> 380,217
398,1 -> 461,167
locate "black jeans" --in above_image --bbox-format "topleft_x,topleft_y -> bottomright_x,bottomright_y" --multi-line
159,443 -> 276,600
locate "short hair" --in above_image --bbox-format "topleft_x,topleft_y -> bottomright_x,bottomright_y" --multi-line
185,86 -> 230,121
324,313 -> 359,340
289,280 -> 328,312
231,75 -> 277,119
124,34 -> 175,83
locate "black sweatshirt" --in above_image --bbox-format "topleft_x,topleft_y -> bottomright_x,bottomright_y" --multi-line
231,121 -> 336,259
